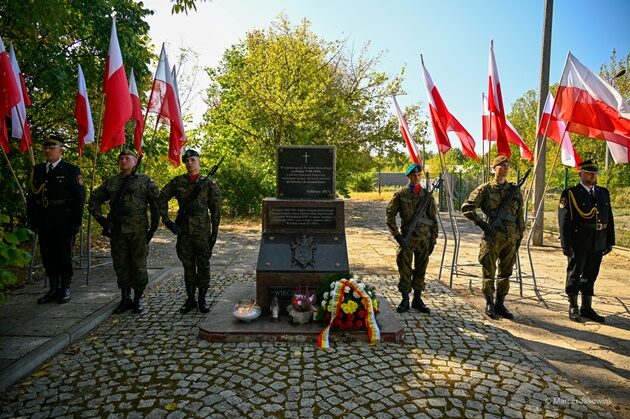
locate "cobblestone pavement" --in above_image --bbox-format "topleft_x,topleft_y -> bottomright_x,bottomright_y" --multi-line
0,200 -> 626,418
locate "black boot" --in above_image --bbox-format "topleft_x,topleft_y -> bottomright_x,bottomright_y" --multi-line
580,295 -> 605,323
485,295 -> 496,319
411,291 -> 431,314
396,293 -> 410,313
37,277 -> 59,304
58,276 -> 71,304
198,287 -> 209,313
568,294 -> 580,322
180,284 -> 197,314
113,287 -> 133,314
495,294 -> 514,320
132,289 -> 144,314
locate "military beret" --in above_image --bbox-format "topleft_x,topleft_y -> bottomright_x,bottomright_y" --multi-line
43,134 -> 64,148
578,159 -> 599,173
404,163 -> 422,176
492,155 -> 509,167
118,149 -> 137,159
182,149 -> 200,163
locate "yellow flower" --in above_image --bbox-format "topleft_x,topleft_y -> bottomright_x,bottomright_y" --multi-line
342,300 -> 358,314
372,299 -> 378,311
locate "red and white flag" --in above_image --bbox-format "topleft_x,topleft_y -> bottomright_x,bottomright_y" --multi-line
128,69 -> 144,156
537,92 -> 581,168
146,44 -> 185,167
487,41 -> 512,157
100,17 -> 132,153
8,44 -> 32,153
74,64 -> 94,157
421,56 -> 477,159
482,94 -> 533,161
391,95 -> 421,164
607,141 -> 629,164
553,52 -> 630,152
0,35 -> 21,153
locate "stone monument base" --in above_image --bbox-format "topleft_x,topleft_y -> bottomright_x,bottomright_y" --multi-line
198,283 -> 404,343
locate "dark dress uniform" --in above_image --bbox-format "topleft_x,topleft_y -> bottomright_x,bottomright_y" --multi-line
558,178 -> 614,322
27,159 -> 85,303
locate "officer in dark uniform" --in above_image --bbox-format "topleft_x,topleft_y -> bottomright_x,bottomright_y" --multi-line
27,134 -> 86,304
558,159 -> 614,323
158,149 -> 221,314
386,163 -> 438,314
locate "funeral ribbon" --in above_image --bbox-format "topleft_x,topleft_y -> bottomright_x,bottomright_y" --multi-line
317,278 -> 380,349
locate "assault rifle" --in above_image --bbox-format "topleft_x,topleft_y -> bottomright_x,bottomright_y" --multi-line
102,155 -> 143,237
400,177 -> 443,250
483,167 -> 531,243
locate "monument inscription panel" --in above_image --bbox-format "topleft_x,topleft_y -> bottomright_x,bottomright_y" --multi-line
268,206 -> 336,229
277,146 -> 335,199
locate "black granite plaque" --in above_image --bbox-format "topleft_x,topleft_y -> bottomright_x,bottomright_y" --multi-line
268,206 -> 336,229
277,146 -> 335,199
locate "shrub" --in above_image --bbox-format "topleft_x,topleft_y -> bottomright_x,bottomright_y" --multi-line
0,214 -> 33,303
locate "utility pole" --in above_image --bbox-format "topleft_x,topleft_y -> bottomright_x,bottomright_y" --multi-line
533,0 -> 554,246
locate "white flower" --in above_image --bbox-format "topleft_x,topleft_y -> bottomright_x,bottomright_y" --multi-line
330,283 -> 336,290
344,287 -> 350,293
321,300 -> 326,307
358,283 -> 365,290
324,292 -> 329,299
353,291 -> 360,299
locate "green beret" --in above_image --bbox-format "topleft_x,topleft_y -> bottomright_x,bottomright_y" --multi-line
182,149 -> 200,163
118,149 -> 137,159
405,163 -> 422,176
492,155 -> 509,167
43,134 -> 64,148
578,159 -> 599,173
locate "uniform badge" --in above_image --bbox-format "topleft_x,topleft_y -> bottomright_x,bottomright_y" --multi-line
77,175 -> 84,186
559,197 -> 567,208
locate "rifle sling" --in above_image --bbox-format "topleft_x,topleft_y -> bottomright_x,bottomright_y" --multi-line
179,176 -> 208,217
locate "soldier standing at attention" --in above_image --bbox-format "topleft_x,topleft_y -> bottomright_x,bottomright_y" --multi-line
558,160 -> 614,323
461,155 -> 525,320
386,163 -> 438,314
159,149 -> 221,314
88,150 -> 160,314
27,135 -> 86,304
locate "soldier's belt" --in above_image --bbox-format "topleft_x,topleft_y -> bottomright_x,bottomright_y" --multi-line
39,198 -> 70,207
416,217 -> 434,226
578,222 -> 607,230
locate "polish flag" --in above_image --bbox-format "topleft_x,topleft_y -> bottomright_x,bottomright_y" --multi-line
482,94 -> 533,161
607,141 -> 629,164
100,18 -> 132,153
8,44 -> 32,153
553,52 -> 630,152
128,69 -> 144,156
146,44 -> 185,167
421,56 -> 477,159
537,92 -> 581,169
487,41 -> 511,157
74,64 -> 95,156
391,95 -> 421,164
0,35 -> 21,153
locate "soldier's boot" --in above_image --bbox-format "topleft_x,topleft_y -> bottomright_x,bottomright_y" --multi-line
568,294 -> 581,322
58,276 -> 71,304
132,289 -> 144,314
180,284 -> 198,314
485,295 -> 497,319
396,293 -> 410,313
495,294 -> 514,320
37,277 -> 59,304
113,287 -> 133,314
198,287 -> 210,314
580,295 -> 605,323
411,291 -> 431,314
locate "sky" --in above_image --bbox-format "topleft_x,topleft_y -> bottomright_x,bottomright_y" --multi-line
144,0 -> 629,154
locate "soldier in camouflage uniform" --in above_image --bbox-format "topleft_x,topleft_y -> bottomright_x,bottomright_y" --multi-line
386,163 -> 438,314
159,149 -> 221,314
88,150 -> 160,314
461,155 -> 525,320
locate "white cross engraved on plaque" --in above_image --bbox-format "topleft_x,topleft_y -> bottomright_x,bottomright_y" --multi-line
303,152 -> 310,163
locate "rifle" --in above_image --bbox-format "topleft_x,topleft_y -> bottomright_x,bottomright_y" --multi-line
102,155 -> 143,237
177,155 -> 224,220
401,177 -> 443,249
483,167 -> 531,243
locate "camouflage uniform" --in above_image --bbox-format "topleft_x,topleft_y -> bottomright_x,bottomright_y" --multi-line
159,174 -> 221,290
461,180 -> 525,299
386,186 -> 438,295
89,173 -> 160,292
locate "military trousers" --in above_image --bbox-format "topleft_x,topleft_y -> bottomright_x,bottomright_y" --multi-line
176,233 -> 210,288
478,230 -> 518,298
39,227 -> 75,287
565,248 -> 603,296
110,231 -> 148,291
396,235 -> 433,294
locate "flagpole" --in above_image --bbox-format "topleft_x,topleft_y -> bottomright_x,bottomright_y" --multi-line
1,147 -> 27,205
481,93 -> 486,182
437,152 -> 459,289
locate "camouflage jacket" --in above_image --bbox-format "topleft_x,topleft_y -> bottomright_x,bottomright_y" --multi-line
461,180 -> 525,236
158,174 -> 221,238
386,186 -> 438,241
88,173 -> 160,234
